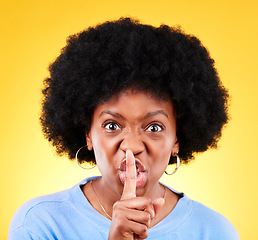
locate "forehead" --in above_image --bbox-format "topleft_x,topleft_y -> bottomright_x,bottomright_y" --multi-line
93,89 -> 175,120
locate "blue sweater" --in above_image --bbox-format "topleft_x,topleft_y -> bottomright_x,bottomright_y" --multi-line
9,177 -> 239,239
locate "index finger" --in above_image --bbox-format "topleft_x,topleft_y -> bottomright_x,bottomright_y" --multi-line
121,149 -> 136,200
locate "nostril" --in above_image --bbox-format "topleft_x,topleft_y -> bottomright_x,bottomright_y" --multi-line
119,133 -> 145,155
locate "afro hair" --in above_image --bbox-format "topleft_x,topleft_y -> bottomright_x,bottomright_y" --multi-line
40,17 -> 229,165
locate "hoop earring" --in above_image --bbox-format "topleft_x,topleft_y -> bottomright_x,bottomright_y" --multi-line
165,154 -> 180,175
75,146 -> 96,170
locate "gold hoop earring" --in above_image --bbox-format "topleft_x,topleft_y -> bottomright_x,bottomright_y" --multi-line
165,154 -> 180,175
75,146 -> 96,170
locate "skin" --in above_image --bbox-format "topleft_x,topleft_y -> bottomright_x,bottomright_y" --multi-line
83,89 -> 180,239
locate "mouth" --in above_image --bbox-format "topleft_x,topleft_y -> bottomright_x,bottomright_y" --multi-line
118,158 -> 148,188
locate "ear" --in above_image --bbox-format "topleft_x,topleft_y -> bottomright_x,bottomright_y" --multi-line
171,138 -> 179,156
86,132 -> 93,151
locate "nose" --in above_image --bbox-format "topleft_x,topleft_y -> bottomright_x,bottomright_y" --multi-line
120,132 -> 145,156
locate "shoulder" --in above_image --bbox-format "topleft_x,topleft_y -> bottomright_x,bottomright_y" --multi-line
188,198 -> 240,240
9,189 -> 70,236
8,177 -> 99,239
161,185 -> 239,240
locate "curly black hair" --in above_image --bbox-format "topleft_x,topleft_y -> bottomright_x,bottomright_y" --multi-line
41,17 -> 229,165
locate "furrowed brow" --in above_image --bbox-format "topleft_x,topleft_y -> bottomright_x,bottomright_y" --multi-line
142,110 -> 169,120
99,110 -> 126,120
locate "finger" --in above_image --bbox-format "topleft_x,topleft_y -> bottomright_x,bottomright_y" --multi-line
114,197 -> 154,213
127,221 -> 148,240
152,198 -> 165,216
115,208 -> 151,228
121,149 -> 136,200
143,202 -> 155,220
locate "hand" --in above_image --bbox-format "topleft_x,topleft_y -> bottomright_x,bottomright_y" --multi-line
108,150 -> 165,240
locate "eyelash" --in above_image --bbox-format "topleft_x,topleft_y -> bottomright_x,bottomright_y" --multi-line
103,121 -> 164,132
103,121 -> 121,131
145,123 -> 164,132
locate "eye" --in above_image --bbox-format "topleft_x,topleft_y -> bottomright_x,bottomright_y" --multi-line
103,121 -> 121,131
146,123 -> 164,132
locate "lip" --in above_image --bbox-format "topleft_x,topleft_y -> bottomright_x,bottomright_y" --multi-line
119,158 -> 146,172
118,158 -> 148,188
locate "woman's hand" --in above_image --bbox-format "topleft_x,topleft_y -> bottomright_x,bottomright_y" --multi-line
108,150 -> 164,240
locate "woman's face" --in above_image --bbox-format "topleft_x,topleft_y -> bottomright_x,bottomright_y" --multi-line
86,89 -> 178,196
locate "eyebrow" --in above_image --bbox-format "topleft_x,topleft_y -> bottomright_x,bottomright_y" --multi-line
142,110 -> 168,120
99,110 -> 126,120
99,109 -> 168,120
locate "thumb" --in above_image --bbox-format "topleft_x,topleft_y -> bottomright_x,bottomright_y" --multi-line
152,198 -> 165,216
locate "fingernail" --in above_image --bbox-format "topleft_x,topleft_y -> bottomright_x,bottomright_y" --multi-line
151,211 -> 155,219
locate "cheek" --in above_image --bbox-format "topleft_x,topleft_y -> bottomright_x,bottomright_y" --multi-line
91,131 -> 120,167
153,135 -> 174,154
149,134 -> 175,166
156,146 -> 172,167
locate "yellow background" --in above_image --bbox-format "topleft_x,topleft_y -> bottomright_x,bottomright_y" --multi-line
1,0 -> 257,239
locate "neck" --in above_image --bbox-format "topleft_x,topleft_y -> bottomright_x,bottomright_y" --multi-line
92,176 -> 165,215
82,176 -> 180,225
93,177 -> 121,213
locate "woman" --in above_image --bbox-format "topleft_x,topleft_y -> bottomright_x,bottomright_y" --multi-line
9,18 -> 239,239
